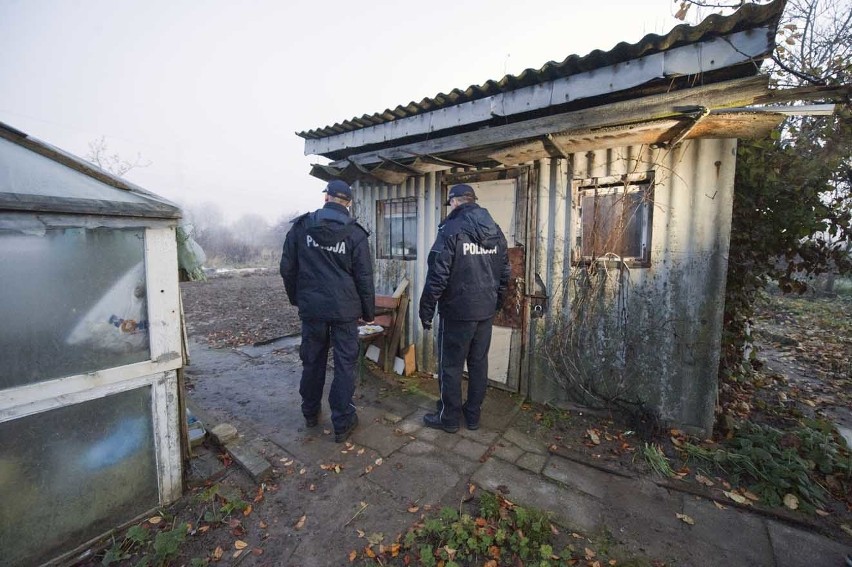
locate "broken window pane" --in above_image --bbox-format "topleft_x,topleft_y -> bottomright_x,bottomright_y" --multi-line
0,227 -> 149,389
575,178 -> 652,266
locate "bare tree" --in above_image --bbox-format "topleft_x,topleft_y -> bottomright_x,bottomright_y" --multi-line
85,136 -> 151,177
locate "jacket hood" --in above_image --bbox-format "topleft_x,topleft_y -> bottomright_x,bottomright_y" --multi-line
305,203 -> 356,246
454,203 -> 502,247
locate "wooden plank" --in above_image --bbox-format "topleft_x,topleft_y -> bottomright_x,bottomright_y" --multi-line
383,290 -> 410,372
152,371 -> 183,504
330,76 -> 770,169
145,227 -> 183,366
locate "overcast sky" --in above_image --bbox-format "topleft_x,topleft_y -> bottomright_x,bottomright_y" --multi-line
0,0 -> 683,225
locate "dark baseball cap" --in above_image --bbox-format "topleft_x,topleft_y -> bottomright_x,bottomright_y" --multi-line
446,184 -> 476,205
323,179 -> 353,200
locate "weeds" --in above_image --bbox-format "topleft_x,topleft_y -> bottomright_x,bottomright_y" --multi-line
642,443 -> 675,478
684,421 -> 852,511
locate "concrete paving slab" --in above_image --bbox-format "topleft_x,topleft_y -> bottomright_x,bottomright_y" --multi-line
226,439 -> 272,482
767,519 -> 851,567
349,406 -> 413,457
543,455 -> 615,499
365,449 -> 476,505
394,418 -> 423,436
492,441 -> 524,463
412,425 -> 462,451
472,457 -> 604,534
677,494 -> 774,566
516,452 -> 548,474
457,426 -> 501,445
502,428 -> 548,455
453,437 -> 491,462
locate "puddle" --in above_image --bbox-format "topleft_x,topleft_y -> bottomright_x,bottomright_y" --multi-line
237,334 -> 301,358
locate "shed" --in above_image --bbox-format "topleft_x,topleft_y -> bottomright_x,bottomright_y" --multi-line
297,0 -> 810,435
0,122 -> 185,566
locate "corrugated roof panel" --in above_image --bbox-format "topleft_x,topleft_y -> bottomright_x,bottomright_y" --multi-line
296,0 -> 785,140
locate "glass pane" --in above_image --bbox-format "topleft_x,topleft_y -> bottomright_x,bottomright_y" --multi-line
0,136 -> 153,205
0,387 -> 159,566
622,191 -> 645,258
0,227 -> 149,389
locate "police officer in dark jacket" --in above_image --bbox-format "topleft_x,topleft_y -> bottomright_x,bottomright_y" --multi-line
280,180 -> 375,443
419,184 -> 510,432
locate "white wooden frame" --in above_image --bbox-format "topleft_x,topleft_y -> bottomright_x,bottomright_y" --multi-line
0,221 -> 184,505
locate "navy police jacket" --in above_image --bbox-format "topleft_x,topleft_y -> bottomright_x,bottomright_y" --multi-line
419,202 -> 510,323
280,202 -> 375,322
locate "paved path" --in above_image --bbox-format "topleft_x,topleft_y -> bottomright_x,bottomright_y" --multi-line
186,338 -> 851,566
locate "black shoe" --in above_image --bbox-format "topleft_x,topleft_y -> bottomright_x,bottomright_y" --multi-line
462,409 -> 479,430
334,415 -> 358,443
305,414 -> 319,428
423,412 -> 459,433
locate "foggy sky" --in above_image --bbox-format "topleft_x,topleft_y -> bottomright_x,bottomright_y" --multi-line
0,0 -> 682,224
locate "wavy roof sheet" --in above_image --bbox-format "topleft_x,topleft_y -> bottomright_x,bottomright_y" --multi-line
297,0 -> 785,140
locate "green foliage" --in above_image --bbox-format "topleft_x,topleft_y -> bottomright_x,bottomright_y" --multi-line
685,421 -> 852,510
401,495 -> 563,565
722,116 -> 852,382
642,443 -> 675,478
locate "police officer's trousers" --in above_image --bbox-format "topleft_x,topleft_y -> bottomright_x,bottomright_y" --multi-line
435,316 -> 493,426
299,318 -> 358,432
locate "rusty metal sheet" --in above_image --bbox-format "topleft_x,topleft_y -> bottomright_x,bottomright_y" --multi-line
494,246 -> 525,328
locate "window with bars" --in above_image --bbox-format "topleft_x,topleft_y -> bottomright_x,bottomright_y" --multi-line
376,197 -> 418,260
572,174 -> 653,267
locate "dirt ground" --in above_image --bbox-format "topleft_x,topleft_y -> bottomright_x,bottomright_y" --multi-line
181,270 -> 301,349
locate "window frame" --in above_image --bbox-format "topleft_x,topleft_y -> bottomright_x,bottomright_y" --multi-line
375,197 -> 418,261
571,172 -> 654,268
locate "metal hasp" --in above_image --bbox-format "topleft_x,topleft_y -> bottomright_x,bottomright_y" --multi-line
529,273 -> 548,319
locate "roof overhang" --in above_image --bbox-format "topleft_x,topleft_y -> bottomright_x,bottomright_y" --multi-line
304,27 -> 777,160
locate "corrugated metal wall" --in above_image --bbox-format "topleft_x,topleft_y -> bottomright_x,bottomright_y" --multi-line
354,139 -> 735,434
529,140 -> 737,434
352,173 -> 445,373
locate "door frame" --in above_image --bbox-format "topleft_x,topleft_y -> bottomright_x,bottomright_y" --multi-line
441,166 -> 532,393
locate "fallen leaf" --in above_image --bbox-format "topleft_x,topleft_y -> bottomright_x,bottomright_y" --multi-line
571,532 -> 584,539
232,550 -> 243,559
375,458 -> 383,466
280,458 -> 294,465
198,525 -> 210,533
841,524 -> 852,537
258,521 -> 268,529
484,561 -> 498,567
585,547 -> 597,559
349,550 -> 357,562
783,494 -> 799,510
723,491 -> 749,505
407,505 -> 420,513
212,546 -> 224,561
243,504 -> 252,516
251,548 -> 264,556
713,501 -> 727,510
676,513 -> 695,525
356,529 -> 365,538
609,561 -> 618,566
323,428 -> 332,435
475,517 -> 487,527
234,540 -> 248,550
148,516 -> 162,525
742,490 -> 760,502
357,448 -> 365,456
367,532 -> 384,545
695,474 -> 715,487
364,465 -> 374,474
364,546 -> 376,558
587,429 -> 601,445
815,509 -> 829,517
299,468 -> 306,475
295,515 -> 306,530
